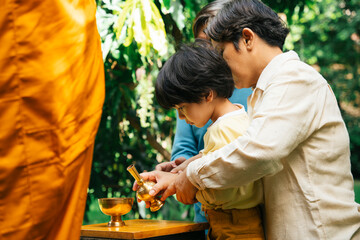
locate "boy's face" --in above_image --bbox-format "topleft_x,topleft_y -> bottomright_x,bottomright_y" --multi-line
175,99 -> 214,128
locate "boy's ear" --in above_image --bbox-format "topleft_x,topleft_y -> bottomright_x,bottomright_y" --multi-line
242,28 -> 254,50
206,90 -> 214,102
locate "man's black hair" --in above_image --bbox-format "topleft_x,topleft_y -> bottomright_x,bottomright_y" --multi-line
205,0 -> 290,50
155,39 -> 234,110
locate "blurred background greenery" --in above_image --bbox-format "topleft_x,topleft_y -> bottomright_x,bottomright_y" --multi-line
83,0 -> 360,224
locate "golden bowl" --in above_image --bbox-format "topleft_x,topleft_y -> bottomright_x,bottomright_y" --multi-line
98,197 -> 134,227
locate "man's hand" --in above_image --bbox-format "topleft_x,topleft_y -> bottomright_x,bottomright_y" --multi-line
132,156 -> 198,207
132,170 -> 178,208
155,157 -> 186,172
161,170 -> 198,205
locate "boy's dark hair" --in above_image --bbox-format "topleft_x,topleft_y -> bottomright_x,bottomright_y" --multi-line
155,39 -> 234,110
205,0 -> 289,50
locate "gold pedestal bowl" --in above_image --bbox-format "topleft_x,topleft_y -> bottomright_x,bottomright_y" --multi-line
98,197 -> 134,227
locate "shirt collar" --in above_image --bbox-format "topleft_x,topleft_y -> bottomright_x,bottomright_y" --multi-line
255,50 -> 300,91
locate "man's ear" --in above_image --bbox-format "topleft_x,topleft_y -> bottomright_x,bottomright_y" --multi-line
242,28 -> 255,50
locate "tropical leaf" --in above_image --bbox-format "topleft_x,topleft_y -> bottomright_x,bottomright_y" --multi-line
115,0 -> 168,57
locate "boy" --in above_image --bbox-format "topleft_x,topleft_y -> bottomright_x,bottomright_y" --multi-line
155,0 -> 253,226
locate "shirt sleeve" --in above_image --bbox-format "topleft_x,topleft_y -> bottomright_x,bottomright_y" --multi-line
187,70 -> 325,190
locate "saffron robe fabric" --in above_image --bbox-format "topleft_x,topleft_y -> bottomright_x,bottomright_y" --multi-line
0,0 -> 105,239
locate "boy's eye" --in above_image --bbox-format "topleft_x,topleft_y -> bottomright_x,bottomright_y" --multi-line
176,105 -> 186,113
175,104 -> 186,113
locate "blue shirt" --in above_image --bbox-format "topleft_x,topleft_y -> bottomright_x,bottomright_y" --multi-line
170,88 -> 252,222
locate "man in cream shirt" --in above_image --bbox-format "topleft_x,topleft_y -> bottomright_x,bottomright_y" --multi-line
186,49 -> 360,239
185,0 -> 360,239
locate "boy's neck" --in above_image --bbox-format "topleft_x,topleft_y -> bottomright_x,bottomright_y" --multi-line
210,98 -> 240,123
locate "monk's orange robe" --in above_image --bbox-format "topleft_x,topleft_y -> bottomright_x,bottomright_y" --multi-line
0,0 -> 105,239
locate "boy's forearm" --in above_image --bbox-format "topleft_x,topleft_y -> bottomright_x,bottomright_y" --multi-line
187,153 -> 202,163
171,153 -> 202,173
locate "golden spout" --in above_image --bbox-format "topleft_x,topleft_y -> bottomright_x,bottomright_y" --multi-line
127,164 -> 143,185
127,164 -> 164,212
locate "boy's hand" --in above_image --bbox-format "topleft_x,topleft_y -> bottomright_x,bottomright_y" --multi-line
170,154 -> 202,174
155,157 -> 186,172
169,160 -> 188,174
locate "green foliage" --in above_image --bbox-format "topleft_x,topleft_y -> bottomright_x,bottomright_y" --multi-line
355,180 -> 360,203
85,0 -> 360,224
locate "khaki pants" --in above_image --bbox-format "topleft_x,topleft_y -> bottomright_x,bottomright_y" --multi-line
205,207 -> 265,240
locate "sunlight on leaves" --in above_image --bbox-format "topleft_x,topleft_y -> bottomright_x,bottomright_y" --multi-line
115,0 -> 168,57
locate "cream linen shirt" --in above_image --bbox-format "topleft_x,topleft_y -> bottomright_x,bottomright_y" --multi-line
187,51 -> 360,239
198,105 -> 263,210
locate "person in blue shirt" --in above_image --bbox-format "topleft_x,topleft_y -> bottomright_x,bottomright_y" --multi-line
155,0 -> 252,223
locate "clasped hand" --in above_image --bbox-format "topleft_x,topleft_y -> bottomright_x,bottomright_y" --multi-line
132,157 -> 198,207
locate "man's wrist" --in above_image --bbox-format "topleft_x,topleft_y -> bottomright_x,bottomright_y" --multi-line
186,161 -> 206,190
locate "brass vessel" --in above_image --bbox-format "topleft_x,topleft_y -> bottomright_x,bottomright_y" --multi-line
98,197 -> 134,227
127,164 -> 164,212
